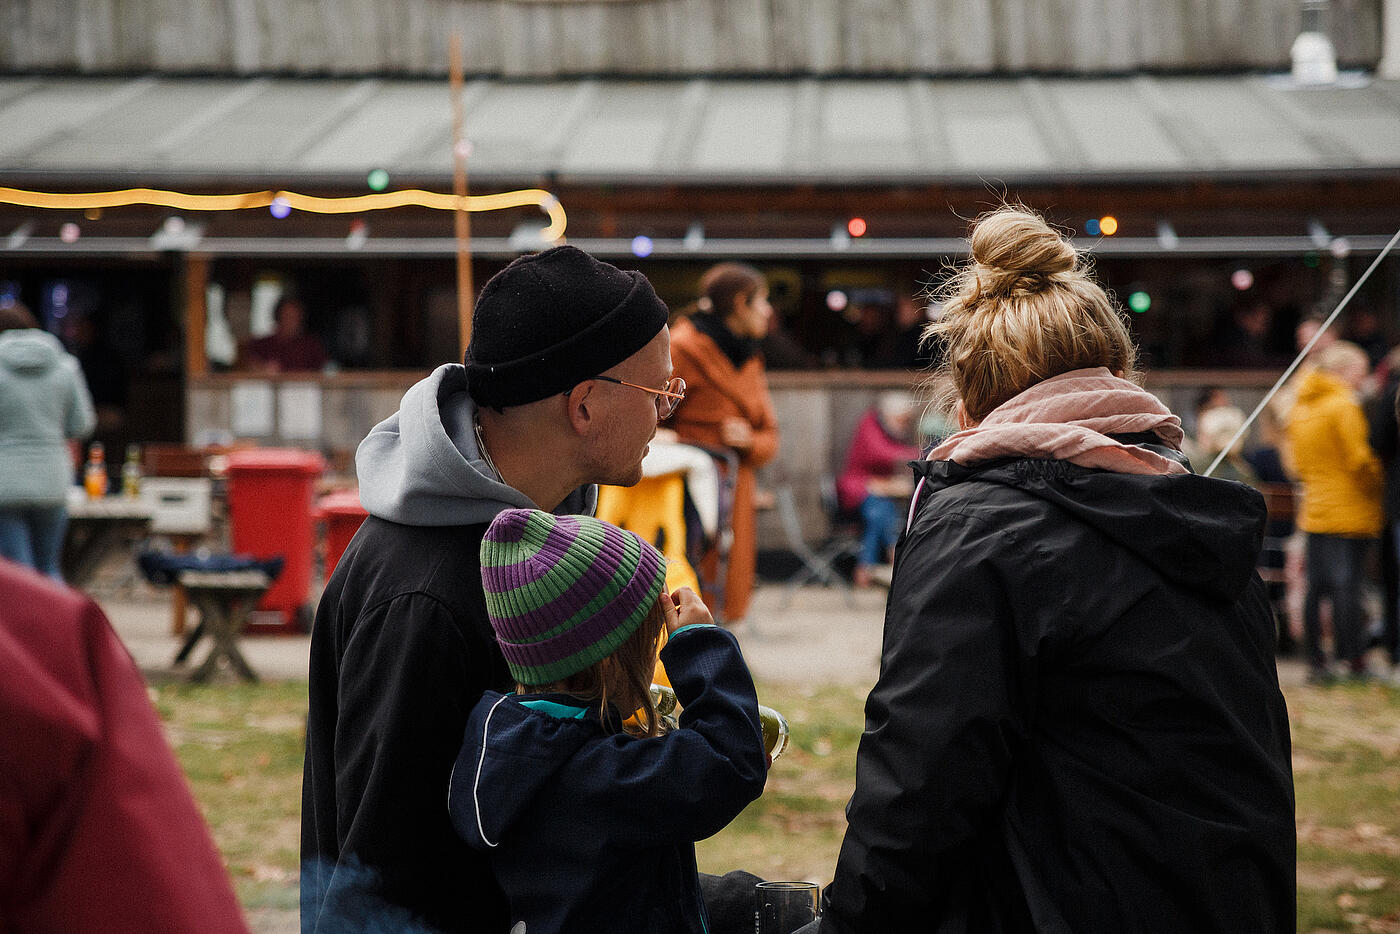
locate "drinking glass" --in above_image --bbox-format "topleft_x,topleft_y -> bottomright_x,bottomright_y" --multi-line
754,880 -> 820,934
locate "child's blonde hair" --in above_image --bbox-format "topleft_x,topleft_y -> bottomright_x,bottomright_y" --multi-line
519,597 -> 668,737
927,205 -> 1139,423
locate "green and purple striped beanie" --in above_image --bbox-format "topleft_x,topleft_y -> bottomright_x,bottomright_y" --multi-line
481,508 -> 667,686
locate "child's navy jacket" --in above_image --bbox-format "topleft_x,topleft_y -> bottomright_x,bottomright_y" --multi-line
448,625 -> 768,934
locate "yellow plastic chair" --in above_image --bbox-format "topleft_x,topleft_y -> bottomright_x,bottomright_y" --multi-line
597,471 -> 702,690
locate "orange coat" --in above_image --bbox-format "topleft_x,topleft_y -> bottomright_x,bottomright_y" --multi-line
669,318 -> 779,622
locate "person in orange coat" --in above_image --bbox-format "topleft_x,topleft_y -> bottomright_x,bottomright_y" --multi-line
669,263 -> 780,624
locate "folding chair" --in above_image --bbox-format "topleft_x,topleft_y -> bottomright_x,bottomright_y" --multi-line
774,479 -> 860,610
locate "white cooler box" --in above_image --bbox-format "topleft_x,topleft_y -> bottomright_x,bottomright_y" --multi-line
141,477 -> 214,536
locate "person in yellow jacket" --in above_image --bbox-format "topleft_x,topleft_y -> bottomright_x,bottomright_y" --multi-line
1285,340 -> 1383,683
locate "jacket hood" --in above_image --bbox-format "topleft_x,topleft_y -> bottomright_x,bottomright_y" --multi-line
0,328 -> 66,374
450,692 -> 604,850
1295,366 -> 1351,407
355,364 -> 596,525
913,445 -> 1266,601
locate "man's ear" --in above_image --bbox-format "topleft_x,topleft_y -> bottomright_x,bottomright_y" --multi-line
562,382 -> 596,437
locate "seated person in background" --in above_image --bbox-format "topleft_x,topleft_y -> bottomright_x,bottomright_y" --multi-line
837,391 -> 922,587
244,297 -> 327,373
1191,405 -> 1260,485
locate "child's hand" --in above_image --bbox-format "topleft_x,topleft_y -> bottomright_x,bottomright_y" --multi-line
664,587 -> 714,635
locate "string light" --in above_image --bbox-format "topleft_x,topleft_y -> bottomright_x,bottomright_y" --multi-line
847,217 -> 867,237
0,185 -> 569,242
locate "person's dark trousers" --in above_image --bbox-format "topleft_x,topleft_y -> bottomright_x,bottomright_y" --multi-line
0,505 -> 67,580
1304,533 -> 1376,671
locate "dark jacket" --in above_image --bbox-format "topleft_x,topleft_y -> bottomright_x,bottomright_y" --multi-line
449,626 -> 767,934
1367,373 -> 1400,522
821,445 -> 1296,934
301,365 -> 596,934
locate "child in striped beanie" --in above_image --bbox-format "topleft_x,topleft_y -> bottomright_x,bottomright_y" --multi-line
449,508 -> 768,934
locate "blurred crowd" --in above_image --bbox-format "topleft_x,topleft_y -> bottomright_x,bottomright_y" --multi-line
1179,315 -> 1400,683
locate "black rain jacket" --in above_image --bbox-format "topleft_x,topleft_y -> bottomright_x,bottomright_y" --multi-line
821,438 -> 1296,933
449,626 -> 767,934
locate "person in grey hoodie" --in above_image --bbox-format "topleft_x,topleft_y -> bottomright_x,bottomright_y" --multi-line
301,246 -> 690,934
0,302 -> 95,579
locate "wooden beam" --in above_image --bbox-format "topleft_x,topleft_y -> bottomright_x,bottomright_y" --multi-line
183,252 -> 209,379
450,34 -> 475,358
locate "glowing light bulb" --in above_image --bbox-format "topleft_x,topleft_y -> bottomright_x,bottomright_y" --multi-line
1099,216 -> 1119,236
826,290 -> 849,312
1231,269 -> 1254,291
59,222 -> 80,243
1084,218 -> 1101,236
630,235 -> 654,258
847,217 -> 867,237
367,169 -> 390,192
1127,291 -> 1152,313
270,197 -> 291,219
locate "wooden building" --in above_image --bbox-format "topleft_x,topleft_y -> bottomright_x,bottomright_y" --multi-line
1,0 -> 1398,532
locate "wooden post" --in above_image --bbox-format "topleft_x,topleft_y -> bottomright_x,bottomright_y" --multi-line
450,34 -> 475,357
183,253 -> 209,379
176,252 -> 210,635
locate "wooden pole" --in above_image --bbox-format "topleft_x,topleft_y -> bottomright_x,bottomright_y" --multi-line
183,252 -> 209,379
450,34 -> 474,357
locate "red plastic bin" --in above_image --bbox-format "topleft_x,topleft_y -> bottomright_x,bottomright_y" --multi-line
224,448 -> 326,632
318,488 -> 369,579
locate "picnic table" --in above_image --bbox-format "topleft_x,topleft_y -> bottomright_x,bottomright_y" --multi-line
61,493 -> 153,589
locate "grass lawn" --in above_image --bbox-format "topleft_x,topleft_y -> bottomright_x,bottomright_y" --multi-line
158,676 -> 1400,931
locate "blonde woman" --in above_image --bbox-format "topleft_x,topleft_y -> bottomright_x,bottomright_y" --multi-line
816,207 -> 1295,933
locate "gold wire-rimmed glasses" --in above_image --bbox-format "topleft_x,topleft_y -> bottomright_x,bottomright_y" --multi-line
579,375 -> 687,419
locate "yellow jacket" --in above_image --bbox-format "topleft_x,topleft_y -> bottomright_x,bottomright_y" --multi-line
1285,367 -> 1383,536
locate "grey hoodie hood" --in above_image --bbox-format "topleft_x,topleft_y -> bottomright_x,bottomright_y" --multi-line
0,328 -> 67,375
355,363 -> 597,526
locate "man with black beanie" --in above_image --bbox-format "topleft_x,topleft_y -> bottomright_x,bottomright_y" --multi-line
302,246 -> 693,932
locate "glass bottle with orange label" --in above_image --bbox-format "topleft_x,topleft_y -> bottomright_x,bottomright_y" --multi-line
83,442 -> 108,499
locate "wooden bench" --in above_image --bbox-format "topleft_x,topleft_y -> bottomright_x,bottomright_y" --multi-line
173,569 -> 270,683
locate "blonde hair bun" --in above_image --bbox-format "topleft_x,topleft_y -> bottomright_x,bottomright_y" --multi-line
970,208 -> 1077,296
930,203 -> 1138,422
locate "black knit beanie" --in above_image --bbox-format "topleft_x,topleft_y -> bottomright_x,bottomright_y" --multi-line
465,245 -> 670,408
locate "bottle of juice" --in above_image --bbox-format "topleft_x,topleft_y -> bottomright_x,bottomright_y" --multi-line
122,444 -> 143,499
83,442 -> 108,499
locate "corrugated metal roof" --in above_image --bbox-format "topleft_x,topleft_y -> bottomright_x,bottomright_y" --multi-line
2,72 -> 1398,186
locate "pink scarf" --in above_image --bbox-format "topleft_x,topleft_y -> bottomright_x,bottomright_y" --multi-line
928,367 -> 1187,474
908,368 -> 1187,531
